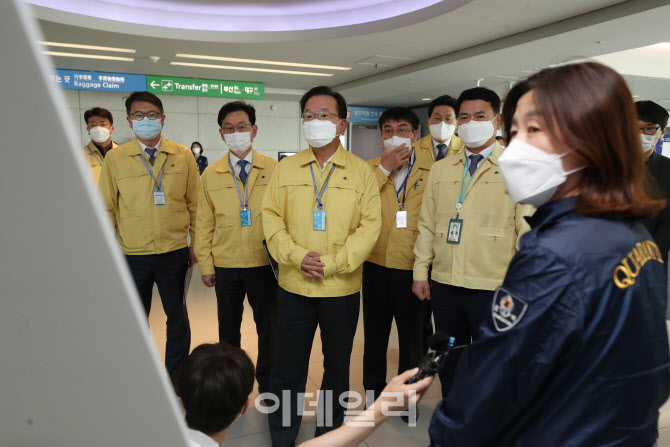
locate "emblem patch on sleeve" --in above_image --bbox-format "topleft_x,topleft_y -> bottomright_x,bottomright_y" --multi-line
492,287 -> 528,332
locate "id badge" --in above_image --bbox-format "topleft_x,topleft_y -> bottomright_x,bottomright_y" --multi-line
396,210 -> 408,228
447,218 -> 463,244
153,189 -> 165,206
313,209 -> 326,231
240,209 -> 252,227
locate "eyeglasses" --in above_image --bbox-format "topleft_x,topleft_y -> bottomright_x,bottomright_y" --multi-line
129,111 -> 163,120
221,124 -> 252,134
301,112 -> 340,120
640,125 -> 661,136
382,128 -> 415,137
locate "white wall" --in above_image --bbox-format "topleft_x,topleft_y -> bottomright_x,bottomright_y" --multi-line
62,89 -> 303,162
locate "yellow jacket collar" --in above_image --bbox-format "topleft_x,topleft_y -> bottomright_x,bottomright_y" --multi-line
129,136 -> 174,156
298,144 -> 348,167
216,148 -> 266,173
413,145 -> 433,171
451,141 -> 504,166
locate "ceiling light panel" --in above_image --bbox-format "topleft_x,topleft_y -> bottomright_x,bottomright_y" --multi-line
170,62 -> 333,77
43,51 -> 134,61
40,41 -> 136,53
175,53 -> 350,71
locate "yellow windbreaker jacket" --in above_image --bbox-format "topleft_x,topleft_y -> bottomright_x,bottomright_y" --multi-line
262,145 -> 381,297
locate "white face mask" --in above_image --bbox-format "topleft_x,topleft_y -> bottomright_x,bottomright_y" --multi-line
224,132 -> 252,155
303,119 -> 339,148
498,139 -> 582,207
192,147 -> 201,155
429,121 -> 456,142
383,135 -> 412,152
640,133 -> 658,153
458,116 -> 497,148
89,126 -> 111,143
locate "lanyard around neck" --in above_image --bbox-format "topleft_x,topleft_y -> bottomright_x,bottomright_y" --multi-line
395,155 -> 415,209
309,162 -> 337,209
456,153 -> 491,215
139,154 -> 166,189
229,156 -> 250,210
87,146 -> 103,167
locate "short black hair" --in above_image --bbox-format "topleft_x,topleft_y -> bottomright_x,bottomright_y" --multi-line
378,107 -> 419,130
84,107 -> 114,125
177,343 -> 255,435
428,95 -> 457,117
496,136 -> 505,142
636,100 -> 669,129
124,91 -> 164,115
300,86 -> 347,119
217,101 -> 256,127
456,87 -> 501,116
191,141 -> 203,153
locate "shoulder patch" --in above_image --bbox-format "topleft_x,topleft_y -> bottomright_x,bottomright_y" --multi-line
492,287 -> 528,332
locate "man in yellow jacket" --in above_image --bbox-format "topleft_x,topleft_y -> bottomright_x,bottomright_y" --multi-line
414,95 -> 464,162
412,87 -> 533,399
195,100 -> 278,396
83,107 -> 117,185
99,91 -> 200,380
363,107 -> 432,408
262,86 -> 381,447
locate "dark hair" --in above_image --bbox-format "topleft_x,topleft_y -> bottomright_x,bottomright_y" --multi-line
502,62 -> 664,219
124,91 -> 164,115
191,141 -> 203,153
496,136 -> 505,142
84,107 -> 113,125
428,95 -> 457,117
177,343 -> 255,435
456,87 -> 501,116
300,86 -> 347,119
378,107 -> 419,130
217,100 -> 257,127
636,100 -> 669,129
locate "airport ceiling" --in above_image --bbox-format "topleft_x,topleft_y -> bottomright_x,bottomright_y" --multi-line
29,0 -> 670,108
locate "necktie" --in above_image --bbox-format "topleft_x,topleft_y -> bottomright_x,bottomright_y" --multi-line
435,143 -> 447,161
146,148 -> 157,166
237,160 -> 249,186
468,154 -> 483,176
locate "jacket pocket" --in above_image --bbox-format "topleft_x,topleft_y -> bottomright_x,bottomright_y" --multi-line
118,216 -> 149,250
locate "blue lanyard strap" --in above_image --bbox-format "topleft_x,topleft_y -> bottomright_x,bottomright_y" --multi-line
395,154 -> 415,208
87,146 -> 103,167
310,163 -> 337,209
457,153 -> 491,206
229,156 -> 250,209
139,154 -> 166,189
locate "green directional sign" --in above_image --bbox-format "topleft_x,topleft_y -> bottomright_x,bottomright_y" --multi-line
146,75 -> 264,99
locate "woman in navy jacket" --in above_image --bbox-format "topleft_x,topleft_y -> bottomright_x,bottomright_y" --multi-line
191,141 -> 208,175
429,62 -> 670,446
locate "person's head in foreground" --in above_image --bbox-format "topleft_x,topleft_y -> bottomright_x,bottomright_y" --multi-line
177,343 -> 255,446
500,61 -> 664,215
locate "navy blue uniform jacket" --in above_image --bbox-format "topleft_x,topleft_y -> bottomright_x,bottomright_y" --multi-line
429,197 -> 670,446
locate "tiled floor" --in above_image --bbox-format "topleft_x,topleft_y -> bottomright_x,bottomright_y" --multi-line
149,264 -> 670,446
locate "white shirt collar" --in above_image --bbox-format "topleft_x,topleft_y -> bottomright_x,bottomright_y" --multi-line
320,153 -> 335,171
229,149 -> 253,167
138,139 -> 161,152
464,142 -> 495,160
185,428 -> 220,447
432,137 -> 452,155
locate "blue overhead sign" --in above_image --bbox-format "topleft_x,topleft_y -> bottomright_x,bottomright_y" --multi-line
347,106 -> 387,125
50,69 -> 146,92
